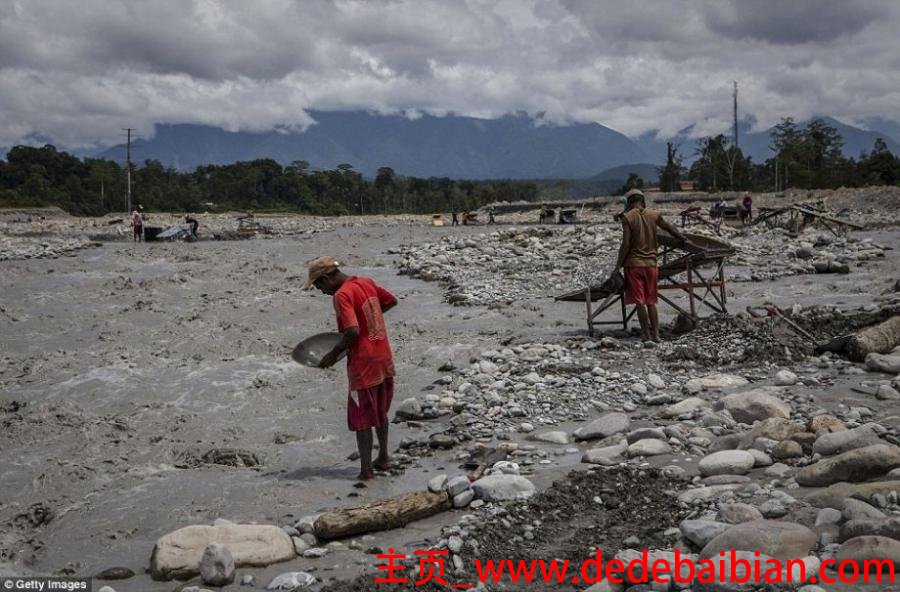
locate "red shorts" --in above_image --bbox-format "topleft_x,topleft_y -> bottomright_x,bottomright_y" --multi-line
624,266 -> 658,305
347,377 -> 394,431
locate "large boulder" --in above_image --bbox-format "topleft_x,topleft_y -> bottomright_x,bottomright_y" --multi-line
472,474 -> 535,502
150,524 -> 295,580
718,387 -> 791,424
700,520 -> 816,561
573,413 -> 630,441
840,518 -> 900,543
834,536 -> 900,573
812,423 -> 882,456
805,481 -> 900,509
796,444 -> 900,487
699,450 -> 755,477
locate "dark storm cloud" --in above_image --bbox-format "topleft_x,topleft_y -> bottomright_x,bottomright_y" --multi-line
1,0 -> 898,147
703,0 -> 887,44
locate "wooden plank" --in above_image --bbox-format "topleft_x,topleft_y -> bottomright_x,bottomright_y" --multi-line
314,490 -> 452,540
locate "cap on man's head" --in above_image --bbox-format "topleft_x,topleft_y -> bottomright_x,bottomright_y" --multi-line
624,188 -> 646,208
304,256 -> 341,289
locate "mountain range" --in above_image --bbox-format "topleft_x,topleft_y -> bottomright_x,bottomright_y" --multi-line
16,110 -> 900,181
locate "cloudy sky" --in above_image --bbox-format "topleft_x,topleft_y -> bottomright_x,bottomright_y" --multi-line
2,0 -> 899,147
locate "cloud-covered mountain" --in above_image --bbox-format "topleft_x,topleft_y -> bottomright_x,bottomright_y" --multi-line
96,111 -> 648,179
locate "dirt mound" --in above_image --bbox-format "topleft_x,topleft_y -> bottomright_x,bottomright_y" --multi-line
660,305 -> 900,369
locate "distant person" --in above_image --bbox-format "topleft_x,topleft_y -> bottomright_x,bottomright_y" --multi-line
539,205 -> 548,224
613,189 -> 687,342
742,192 -> 753,223
451,211 -> 459,226
185,215 -> 199,237
307,256 -> 398,480
488,207 -> 496,224
462,210 -> 470,226
131,206 -> 144,242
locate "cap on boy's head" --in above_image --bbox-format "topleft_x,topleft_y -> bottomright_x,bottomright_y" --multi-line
304,256 -> 340,289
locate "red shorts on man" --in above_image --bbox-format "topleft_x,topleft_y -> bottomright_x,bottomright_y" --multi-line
347,377 -> 394,431
624,267 -> 658,305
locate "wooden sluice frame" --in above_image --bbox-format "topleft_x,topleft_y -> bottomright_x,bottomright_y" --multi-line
556,232 -> 734,336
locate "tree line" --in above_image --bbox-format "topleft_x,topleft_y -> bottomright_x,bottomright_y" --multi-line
652,117 -> 900,193
0,147 -> 540,216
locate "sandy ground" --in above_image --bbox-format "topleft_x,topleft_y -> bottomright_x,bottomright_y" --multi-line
1,213 -> 899,591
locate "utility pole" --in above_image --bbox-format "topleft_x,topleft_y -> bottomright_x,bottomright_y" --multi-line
123,128 -> 134,213
732,81 -> 739,149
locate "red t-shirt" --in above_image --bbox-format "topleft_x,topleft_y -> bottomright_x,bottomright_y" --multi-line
333,276 -> 397,390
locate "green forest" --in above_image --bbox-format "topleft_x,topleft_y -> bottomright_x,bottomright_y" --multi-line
1,117 -> 899,216
654,117 -> 900,193
0,151 -> 541,216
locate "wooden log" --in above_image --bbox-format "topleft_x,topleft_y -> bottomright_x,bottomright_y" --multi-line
846,315 -> 900,362
314,489 -> 451,540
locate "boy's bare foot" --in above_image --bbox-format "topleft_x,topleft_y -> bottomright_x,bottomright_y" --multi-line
356,470 -> 375,480
373,457 -> 392,471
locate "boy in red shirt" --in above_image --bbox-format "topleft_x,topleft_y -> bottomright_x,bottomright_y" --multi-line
307,256 -> 398,480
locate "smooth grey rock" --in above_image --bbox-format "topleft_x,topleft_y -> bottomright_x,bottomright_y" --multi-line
427,474 -> 448,493
627,438 -> 672,457
660,397 -> 707,419
626,427 -> 667,443
835,536 -> 900,572
582,441 -> 628,466
759,499 -> 788,518
718,387 -> 791,424
472,474 -> 535,501
842,498 -> 886,521
748,449 -> 773,467
446,475 -> 471,496
699,450 -> 755,476
531,430 -> 569,444
774,370 -> 799,386
840,517 -> 900,542
394,397 -> 422,419
796,444 -> 900,487
877,384 -> 900,400
806,481 -> 900,509
199,543 -> 235,587
772,439 -> 803,460
812,423 -> 882,456
700,520 -> 816,560
453,489 -> 475,508
680,519 -> 733,548
867,354 -> 900,374
717,503 -> 764,524
815,508 -> 842,527
573,412 -> 630,441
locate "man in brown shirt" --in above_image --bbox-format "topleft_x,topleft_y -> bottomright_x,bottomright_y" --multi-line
613,189 -> 686,342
